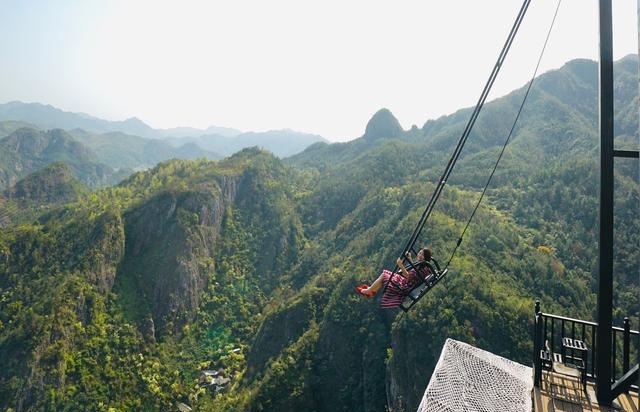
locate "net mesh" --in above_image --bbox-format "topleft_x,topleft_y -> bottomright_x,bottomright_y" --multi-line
417,339 -> 533,412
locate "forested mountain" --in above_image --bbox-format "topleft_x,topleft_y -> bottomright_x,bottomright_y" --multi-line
3,162 -> 89,205
0,56 -> 637,412
67,129 -> 222,171
0,128 -> 128,190
0,120 -> 37,137
0,162 -> 90,227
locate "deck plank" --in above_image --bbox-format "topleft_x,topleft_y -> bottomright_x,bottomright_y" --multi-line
534,371 -> 639,412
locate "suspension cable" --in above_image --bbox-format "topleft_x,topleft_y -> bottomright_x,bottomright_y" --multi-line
395,0 -> 533,270
444,0 -> 563,269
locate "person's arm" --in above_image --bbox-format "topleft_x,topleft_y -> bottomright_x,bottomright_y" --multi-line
396,257 -> 410,278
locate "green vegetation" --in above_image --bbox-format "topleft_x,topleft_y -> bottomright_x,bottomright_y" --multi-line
0,56 -> 638,411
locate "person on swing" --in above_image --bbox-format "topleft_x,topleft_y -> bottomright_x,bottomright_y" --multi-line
356,247 -> 436,309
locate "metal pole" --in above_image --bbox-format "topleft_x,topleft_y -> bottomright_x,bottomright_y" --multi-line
596,0 -> 614,405
623,318 -> 630,373
534,301 -> 542,387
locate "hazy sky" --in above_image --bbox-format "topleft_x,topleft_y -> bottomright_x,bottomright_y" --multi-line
0,1 -> 637,141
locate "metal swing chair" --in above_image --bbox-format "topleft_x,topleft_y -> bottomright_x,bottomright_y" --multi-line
397,254 -> 448,312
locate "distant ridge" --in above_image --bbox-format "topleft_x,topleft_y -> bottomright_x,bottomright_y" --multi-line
0,101 -> 329,158
0,101 -> 243,139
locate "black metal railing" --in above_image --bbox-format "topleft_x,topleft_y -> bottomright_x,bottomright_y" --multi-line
533,301 -> 639,391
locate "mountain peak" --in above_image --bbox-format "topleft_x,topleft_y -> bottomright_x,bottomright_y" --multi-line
363,108 -> 403,140
123,117 -> 145,125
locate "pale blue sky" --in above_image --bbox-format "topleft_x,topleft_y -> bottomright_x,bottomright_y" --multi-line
0,0 -> 637,141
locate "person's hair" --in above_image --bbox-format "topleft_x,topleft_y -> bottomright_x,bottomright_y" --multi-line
420,247 -> 432,261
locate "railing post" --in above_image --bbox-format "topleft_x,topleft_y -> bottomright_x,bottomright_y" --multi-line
534,300 -> 541,387
623,317 -> 630,373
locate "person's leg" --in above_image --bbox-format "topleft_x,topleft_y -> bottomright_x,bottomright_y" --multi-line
366,274 -> 384,293
363,270 -> 389,294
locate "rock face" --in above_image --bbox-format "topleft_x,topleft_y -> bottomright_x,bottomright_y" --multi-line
83,210 -> 126,294
363,108 -> 404,141
115,152 -> 304,338
119,188 -> 226,337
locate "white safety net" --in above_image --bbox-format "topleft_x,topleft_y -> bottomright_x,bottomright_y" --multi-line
417,339 -> 533,412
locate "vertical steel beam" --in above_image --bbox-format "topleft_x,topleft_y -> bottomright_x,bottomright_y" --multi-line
596,0 -> 614,405
636,0 -> 640,398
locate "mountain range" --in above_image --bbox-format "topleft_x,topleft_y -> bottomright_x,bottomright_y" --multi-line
0,101 -> 241,138
0,55 -> 637,412
0,101 -> 329,162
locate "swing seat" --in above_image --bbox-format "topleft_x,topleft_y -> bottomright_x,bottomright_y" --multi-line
400,268 -> 448,312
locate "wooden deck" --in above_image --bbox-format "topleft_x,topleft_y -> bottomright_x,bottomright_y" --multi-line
534,371 -> 639,412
